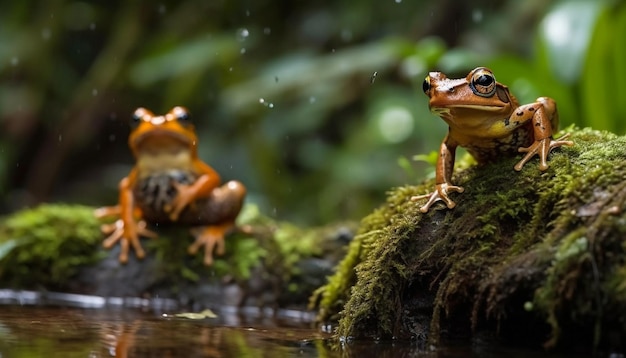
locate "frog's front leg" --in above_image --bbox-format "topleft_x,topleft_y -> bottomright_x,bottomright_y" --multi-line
512,97 -> 573,171
100,218 -> 157,262
187,180 -> 246,265
411,133 -> 464,213
96,176 -> 157,263
164,162 -> 221,221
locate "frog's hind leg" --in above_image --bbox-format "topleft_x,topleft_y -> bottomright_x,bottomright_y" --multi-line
187,180 -> 246,265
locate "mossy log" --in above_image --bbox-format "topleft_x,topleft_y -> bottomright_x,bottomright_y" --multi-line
313,128 -> 626,351
0,203 -> 353,309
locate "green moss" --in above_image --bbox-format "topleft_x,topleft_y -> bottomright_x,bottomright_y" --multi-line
0,204 -> 103,288
314,128 -> 626,349
0,202 -> 346,304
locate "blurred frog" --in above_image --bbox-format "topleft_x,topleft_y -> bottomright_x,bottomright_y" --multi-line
95,107 -> 246,265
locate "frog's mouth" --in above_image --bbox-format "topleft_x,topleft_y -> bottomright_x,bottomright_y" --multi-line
433,104 -> 506,112
133,130 -> 194,154
449,104 -> 506,111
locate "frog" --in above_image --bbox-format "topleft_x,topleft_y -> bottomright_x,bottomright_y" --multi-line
95,106 -> 246,265
412,67 -> 573,213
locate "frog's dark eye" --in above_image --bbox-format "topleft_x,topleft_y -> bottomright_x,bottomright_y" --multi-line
130,108 -> 146,128
469,68 -> 497,97
422,76 -> 431,95
172,106 -> 192,126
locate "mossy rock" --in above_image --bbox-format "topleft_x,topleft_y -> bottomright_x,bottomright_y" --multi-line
0,203 -> 353,308
312,127 -> 626,351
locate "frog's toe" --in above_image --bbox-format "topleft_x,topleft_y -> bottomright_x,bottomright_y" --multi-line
188,225 -> 231,266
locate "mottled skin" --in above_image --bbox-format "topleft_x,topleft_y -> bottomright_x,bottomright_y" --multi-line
412,67 -> 573,212
95,107 -> 246,265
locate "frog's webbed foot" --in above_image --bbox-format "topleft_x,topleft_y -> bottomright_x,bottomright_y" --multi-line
514,133 -> 573,171
411,183 -> 465,213
101,219 -> 157,263
188,223 -> 234,266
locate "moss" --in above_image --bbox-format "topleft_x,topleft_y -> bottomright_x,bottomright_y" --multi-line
0,202 -> 349,306
314,127 -> 626,350
0,204 -> 103,288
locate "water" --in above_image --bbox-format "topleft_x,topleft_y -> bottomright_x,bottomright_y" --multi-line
0,306 -> 332,358
0,297 -> 590,357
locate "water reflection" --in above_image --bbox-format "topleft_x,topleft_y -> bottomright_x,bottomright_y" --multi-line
0,306 -> 333,358
0,306 -> 584,357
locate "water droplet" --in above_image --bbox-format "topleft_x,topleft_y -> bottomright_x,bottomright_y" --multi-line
395,0 -> 402,3
309,96 -> 316,104
370,71 -> 378,84
109,134 -> 116,142
240,47 -> 246,54
89,23 -> 96,30
268,103 -> 274,108
229,67 -> 234,72
237,28 -> 249,41
11,57 -> 19,66
58,134 -> 63,142
259,98 -> 265,104
263,27 -> 271,35
92,88 -> 98,96
158,4 -> 166,14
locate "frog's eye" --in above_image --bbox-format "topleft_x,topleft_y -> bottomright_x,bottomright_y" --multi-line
172,106 -> 192,126
422,76 -> 431,95
130,108 -> 147,128
469,68 -> 496,97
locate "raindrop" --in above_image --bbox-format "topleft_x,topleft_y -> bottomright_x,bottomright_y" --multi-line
58,134 -> 63,142
268,103 -> 274,108
309,96 -> 316,104
92,88 -> 98,96
10,57 -> 19,66
240,48 -> 246,54
263,27 -> 271,35
259,98 -> 265,104
109,134 -> 116,142
89,23 -> 96,30
370,71 -> 378,84
229,67 -> 234,72
274,76 -> 279,83
158,4 -> 166,14
395,0 -> 402,3
237,28 -> 249,41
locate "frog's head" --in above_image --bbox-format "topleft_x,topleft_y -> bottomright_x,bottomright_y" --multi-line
128,106 -> 198,158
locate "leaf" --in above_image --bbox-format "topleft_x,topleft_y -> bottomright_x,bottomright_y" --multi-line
539,1 -> 604,84
169,309 -> 218,320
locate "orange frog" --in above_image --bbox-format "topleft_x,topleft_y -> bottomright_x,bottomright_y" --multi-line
95,107 -> 246,265
412,67 -> 573,212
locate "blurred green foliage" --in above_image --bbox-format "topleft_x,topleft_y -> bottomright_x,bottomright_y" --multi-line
0,0 -> 624,225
